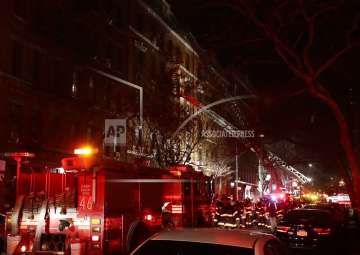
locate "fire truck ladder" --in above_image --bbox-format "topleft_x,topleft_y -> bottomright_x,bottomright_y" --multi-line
202,108 -> 311,184
267,151 -> 311,184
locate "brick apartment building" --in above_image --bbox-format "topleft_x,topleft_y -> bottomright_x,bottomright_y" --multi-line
0,0 -> 256,205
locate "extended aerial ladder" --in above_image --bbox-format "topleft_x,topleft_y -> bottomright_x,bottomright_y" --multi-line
182,96 -> 311,185
206,108 -> 311,184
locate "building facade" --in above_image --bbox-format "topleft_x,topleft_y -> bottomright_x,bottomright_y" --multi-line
0,0 -> 251,206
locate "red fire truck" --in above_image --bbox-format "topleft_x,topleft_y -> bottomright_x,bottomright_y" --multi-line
5,153 -> 214,255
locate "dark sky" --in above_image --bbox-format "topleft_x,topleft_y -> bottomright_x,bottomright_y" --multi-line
167,0 -> 360,186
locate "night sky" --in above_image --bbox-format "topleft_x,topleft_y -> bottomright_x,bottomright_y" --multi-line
168,0 -> 360,187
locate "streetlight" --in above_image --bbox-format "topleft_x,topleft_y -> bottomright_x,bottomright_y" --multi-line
339,179 -> 345,187
308,163 -> 313,168
90,68 -> 143,130
265,174 -> 271,181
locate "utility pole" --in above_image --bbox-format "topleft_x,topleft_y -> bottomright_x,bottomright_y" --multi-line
235,143 -> 239,200
258,159 -> 264,197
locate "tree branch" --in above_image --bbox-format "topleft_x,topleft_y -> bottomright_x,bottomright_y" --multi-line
314,46 -> 351,79
314,12 -> 360,79
298,0 -> 315,74
238,0 -> 306,77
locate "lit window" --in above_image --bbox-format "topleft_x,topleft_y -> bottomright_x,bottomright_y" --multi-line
71,72 -> 78,98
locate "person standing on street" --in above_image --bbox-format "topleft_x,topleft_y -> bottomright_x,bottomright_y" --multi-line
268,201 -> 278,233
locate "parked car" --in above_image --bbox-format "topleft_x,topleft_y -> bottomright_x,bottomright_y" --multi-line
276,209 -> 338,251
131,228 -> 287,255
302,203 -> 346,225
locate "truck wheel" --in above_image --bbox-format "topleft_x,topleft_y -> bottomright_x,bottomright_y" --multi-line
126,221 -> 150,253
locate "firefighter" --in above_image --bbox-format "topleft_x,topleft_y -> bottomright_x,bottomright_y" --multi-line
237,201 -> 246,228
161,202 -> 175,229
255,200 -> 266,228
268,201 -> 278,233
213,196 -> 223,226
216,196 -> 239,229
243,198 -> 253,227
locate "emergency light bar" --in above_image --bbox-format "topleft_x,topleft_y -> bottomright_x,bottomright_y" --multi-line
74,147 -> 97,156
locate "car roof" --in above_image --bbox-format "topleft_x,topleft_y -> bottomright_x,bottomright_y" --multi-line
304,204 -> 332,208
289,208 -> 333,217
293,208 -> 330,213
150,228 -> 275,249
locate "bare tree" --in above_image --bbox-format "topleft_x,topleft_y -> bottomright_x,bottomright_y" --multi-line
206,159 -> 233,194
193,0 -> 360,207
130,116 -> 206,168
244,0 -> 360,207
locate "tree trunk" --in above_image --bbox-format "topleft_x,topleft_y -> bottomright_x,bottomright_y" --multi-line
308,84 -> 360,208
338,159 -> 358,208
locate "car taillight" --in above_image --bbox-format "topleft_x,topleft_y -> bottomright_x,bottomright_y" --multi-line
144,214 -> 153,221
276,226 -> 290,233
314,227 -> 331,235
20,245 -> 27,252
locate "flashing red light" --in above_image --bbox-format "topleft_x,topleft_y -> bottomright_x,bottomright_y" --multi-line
276,226 -> 290,233
74,147 -> 97,156
313,228 -> 331,236
170,170 -> 182,177
144,214 -> 153,221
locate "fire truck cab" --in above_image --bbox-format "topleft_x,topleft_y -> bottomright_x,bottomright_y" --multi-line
6,155 -> 213,255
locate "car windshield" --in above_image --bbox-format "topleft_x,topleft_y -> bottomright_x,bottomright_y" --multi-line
282,210 -> 331,226
133,240 -> 254,255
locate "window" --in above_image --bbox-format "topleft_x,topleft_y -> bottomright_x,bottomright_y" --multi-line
150,62 -> 157,82
104,0 -> 114,15
8,102 -> 24,144
32,50 -> 41,84
94,79 -> 104,106
136,11 -> 144,33
12,41 -> 24,78
86,122 -> 93,141
167,40 -> 173,56
176,47 -> 182,63
30,109 -> 41,142
47,58 -> 57,93
88,76 -> 95,103
74,0 -> 98,12
115,8 -> 123,28
13,0 -> 26,18
105,41 -> 112,68
71,72 -> 78,98
104,83 -> 112,109
112,46 -> 123,73
135,50 -> 145,82
185,54 -> 190,69
70,124 -> 76,138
